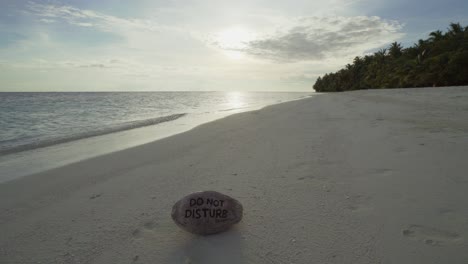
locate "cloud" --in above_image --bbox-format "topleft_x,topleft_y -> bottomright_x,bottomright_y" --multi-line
78,63 -> 107,68
5,59 -> 113,70
39,18 -> 55,23
4,57 -> 208,80
227,16 -> 404,62
26,2 -> 164,33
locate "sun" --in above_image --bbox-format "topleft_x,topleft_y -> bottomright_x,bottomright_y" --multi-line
216,27 -> 252,49
215,26 -> 254,60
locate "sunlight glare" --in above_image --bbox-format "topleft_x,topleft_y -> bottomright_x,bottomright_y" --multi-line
226,91 -> 245,109
215,27 -> 254,60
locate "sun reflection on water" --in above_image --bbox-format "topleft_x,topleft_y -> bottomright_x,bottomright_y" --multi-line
226,91 -> 245,110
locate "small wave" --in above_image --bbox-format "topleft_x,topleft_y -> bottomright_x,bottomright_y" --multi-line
0,113 -> 187,156
219,107 -> 249,112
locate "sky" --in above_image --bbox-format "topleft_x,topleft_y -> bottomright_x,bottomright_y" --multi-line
0,0 -> 466,91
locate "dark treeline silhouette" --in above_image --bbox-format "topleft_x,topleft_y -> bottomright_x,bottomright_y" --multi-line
313,23 -> 468,92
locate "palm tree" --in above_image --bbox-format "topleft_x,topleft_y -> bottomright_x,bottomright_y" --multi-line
389,42 -> 403,58
377,48 -> 387,55
429,30 -> 443,42
448,22 -> 463,36
414,39 -> 427,63
375,48 -> 387,63
415,39 -> 426,51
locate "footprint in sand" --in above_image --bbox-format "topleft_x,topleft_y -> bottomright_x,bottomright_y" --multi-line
346,194 -> 372,212
132,228 -> 143,239
89,193 -> 103,199
402,224 -> 462,246
132,221 -> 158,239
394,146 -> 406,153
143,221 -> 157,230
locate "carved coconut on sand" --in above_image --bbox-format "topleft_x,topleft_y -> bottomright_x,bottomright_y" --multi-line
171,191 -> 243,235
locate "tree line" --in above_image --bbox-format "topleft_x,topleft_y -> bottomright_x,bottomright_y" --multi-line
313,23 -> 468,92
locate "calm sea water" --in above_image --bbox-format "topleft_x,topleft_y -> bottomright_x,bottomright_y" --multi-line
0,92 -> 311,160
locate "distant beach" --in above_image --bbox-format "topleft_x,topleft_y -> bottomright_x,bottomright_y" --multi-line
1,87 -> 467,263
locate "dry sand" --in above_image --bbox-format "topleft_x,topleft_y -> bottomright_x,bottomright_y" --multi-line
1,87 -> 468,264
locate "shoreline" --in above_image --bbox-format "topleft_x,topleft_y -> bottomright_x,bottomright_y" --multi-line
0,93 -> 312,183
1,87 -> 467,263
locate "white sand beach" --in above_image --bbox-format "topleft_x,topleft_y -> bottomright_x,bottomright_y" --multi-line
1,87 -> 468,264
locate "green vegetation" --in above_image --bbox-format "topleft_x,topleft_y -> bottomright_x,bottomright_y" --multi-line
313,23 -> 468,92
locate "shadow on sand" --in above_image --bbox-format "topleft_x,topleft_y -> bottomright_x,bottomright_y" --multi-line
166,228 -> 244,263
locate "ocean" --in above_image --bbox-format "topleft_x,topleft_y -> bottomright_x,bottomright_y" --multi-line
0,92 -> 312,182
